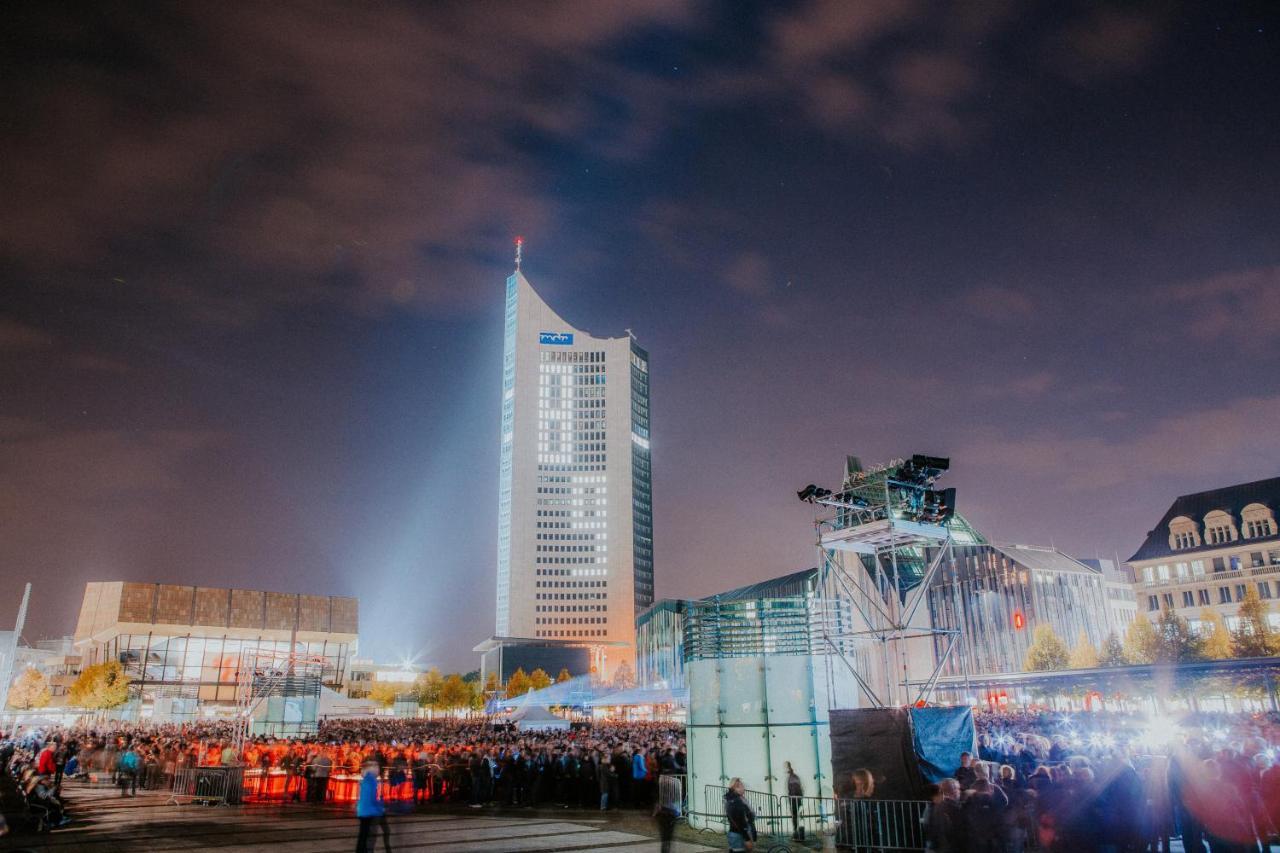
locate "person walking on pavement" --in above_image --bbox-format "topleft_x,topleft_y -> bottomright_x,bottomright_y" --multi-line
356,759 -> 392,853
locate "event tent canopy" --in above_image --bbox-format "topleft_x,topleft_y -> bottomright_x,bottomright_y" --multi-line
493,675 -> 598,710
510,705 -> 570,731
584,685 -> 688,708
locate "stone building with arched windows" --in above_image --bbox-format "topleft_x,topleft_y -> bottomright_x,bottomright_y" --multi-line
1129,476 -> 1280,635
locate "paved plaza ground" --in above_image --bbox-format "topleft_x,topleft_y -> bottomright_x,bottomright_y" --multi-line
0,784 -> 723,853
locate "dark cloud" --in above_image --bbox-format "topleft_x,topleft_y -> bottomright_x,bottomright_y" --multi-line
1,1 -> 1277,667
1169,265 -> 1280,346
0,1 -> 691,318
1051,7 -> 1164,82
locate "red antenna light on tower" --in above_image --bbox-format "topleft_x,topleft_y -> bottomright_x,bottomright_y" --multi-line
514,236 -> 524,271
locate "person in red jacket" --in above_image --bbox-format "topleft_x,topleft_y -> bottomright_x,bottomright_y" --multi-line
37,742 -> 57,776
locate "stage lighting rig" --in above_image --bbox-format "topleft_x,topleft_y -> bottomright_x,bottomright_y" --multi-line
803,451 -> 965,709
797,484 -> 833,503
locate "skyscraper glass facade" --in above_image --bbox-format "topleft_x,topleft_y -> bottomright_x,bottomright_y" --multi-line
630,341 -> 654,613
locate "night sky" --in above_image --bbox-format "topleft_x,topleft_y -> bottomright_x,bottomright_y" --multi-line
2,2 -> 1277,670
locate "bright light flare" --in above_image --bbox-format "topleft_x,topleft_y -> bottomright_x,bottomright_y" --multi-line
1138,715 -> 1180,750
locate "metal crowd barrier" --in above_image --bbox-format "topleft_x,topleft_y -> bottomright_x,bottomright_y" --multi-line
701,784 -> 928,851
836,798 -> 928,851
166,766 -> 246,806
657,773 -> 686,813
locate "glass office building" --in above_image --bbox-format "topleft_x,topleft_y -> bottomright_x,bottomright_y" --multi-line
635,599 -> 686,689
635,569 -> 821,691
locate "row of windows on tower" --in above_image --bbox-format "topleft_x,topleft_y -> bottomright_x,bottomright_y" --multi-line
536,592 -> 606,601
536,629 -> 606,638
540,430 -> 606,441
538,444 -> 606,454
538,394 -> 605,408
538,362 -> 605,375
535,606 -> 606,614
536,521 -> 607,530
541,351 -> 606,363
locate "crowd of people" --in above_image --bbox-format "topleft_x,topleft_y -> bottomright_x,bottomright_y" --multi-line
0,716 -> 686,838
12,708 -> 1280,851
916,709 -> 1280,852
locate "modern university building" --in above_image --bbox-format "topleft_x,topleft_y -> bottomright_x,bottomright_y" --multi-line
477,247 -> 653,682
74,581 -> 358,719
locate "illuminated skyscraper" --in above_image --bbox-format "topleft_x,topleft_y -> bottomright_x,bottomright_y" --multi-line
491,253 -> 652,678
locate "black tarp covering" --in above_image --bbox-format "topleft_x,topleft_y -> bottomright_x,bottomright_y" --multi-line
829,706 -> 976,799
829,708 -> 921,799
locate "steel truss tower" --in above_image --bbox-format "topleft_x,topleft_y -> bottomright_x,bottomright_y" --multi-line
808,456 -> 965,708
232,647 -> 329,753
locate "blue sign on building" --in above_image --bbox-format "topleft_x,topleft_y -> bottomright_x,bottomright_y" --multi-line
539,331 -> 574,345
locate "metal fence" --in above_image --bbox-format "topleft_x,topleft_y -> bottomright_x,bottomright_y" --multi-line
701,784 -> 928,851
658,773 -> 687,814
835,798 -> 928,850
166,766 -> 245,806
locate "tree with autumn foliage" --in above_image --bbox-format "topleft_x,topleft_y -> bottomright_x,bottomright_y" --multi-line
1199,609 -> 1234,659
415,667 -> 444,710
529,668 -> 552,692
1154,605 -> 1203,662
1233,587 -> 1280,657
439,673 -> 474,712
1024,625 -> 1069,671
555,668 -> 572,683
7,667 -> 51,710
505,667 -> 532,698
69,660 -> 131,710
1123,617 -> 1159,665
369,680 -> 411,708
1098,631 -> 1127,666
1067,632 -> 1099,669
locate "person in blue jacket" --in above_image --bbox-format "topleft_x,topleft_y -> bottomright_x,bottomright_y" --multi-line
356,759 -> 391,853
632,747 -> 649,807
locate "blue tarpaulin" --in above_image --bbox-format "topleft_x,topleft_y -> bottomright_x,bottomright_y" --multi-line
909,706 -> 977,784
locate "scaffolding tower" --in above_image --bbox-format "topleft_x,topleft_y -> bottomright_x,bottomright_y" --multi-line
806,455 -> 965,708
232,647 -> 329,753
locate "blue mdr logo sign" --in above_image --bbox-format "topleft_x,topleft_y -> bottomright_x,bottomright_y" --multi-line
539,331 -> 574,345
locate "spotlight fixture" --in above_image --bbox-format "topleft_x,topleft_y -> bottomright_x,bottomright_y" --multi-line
796,484 -> 833,503
910,454 -> 950,473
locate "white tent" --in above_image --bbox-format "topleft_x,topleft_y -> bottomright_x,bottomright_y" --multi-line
510,704 -> 570,731
317,686 -> 381,718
